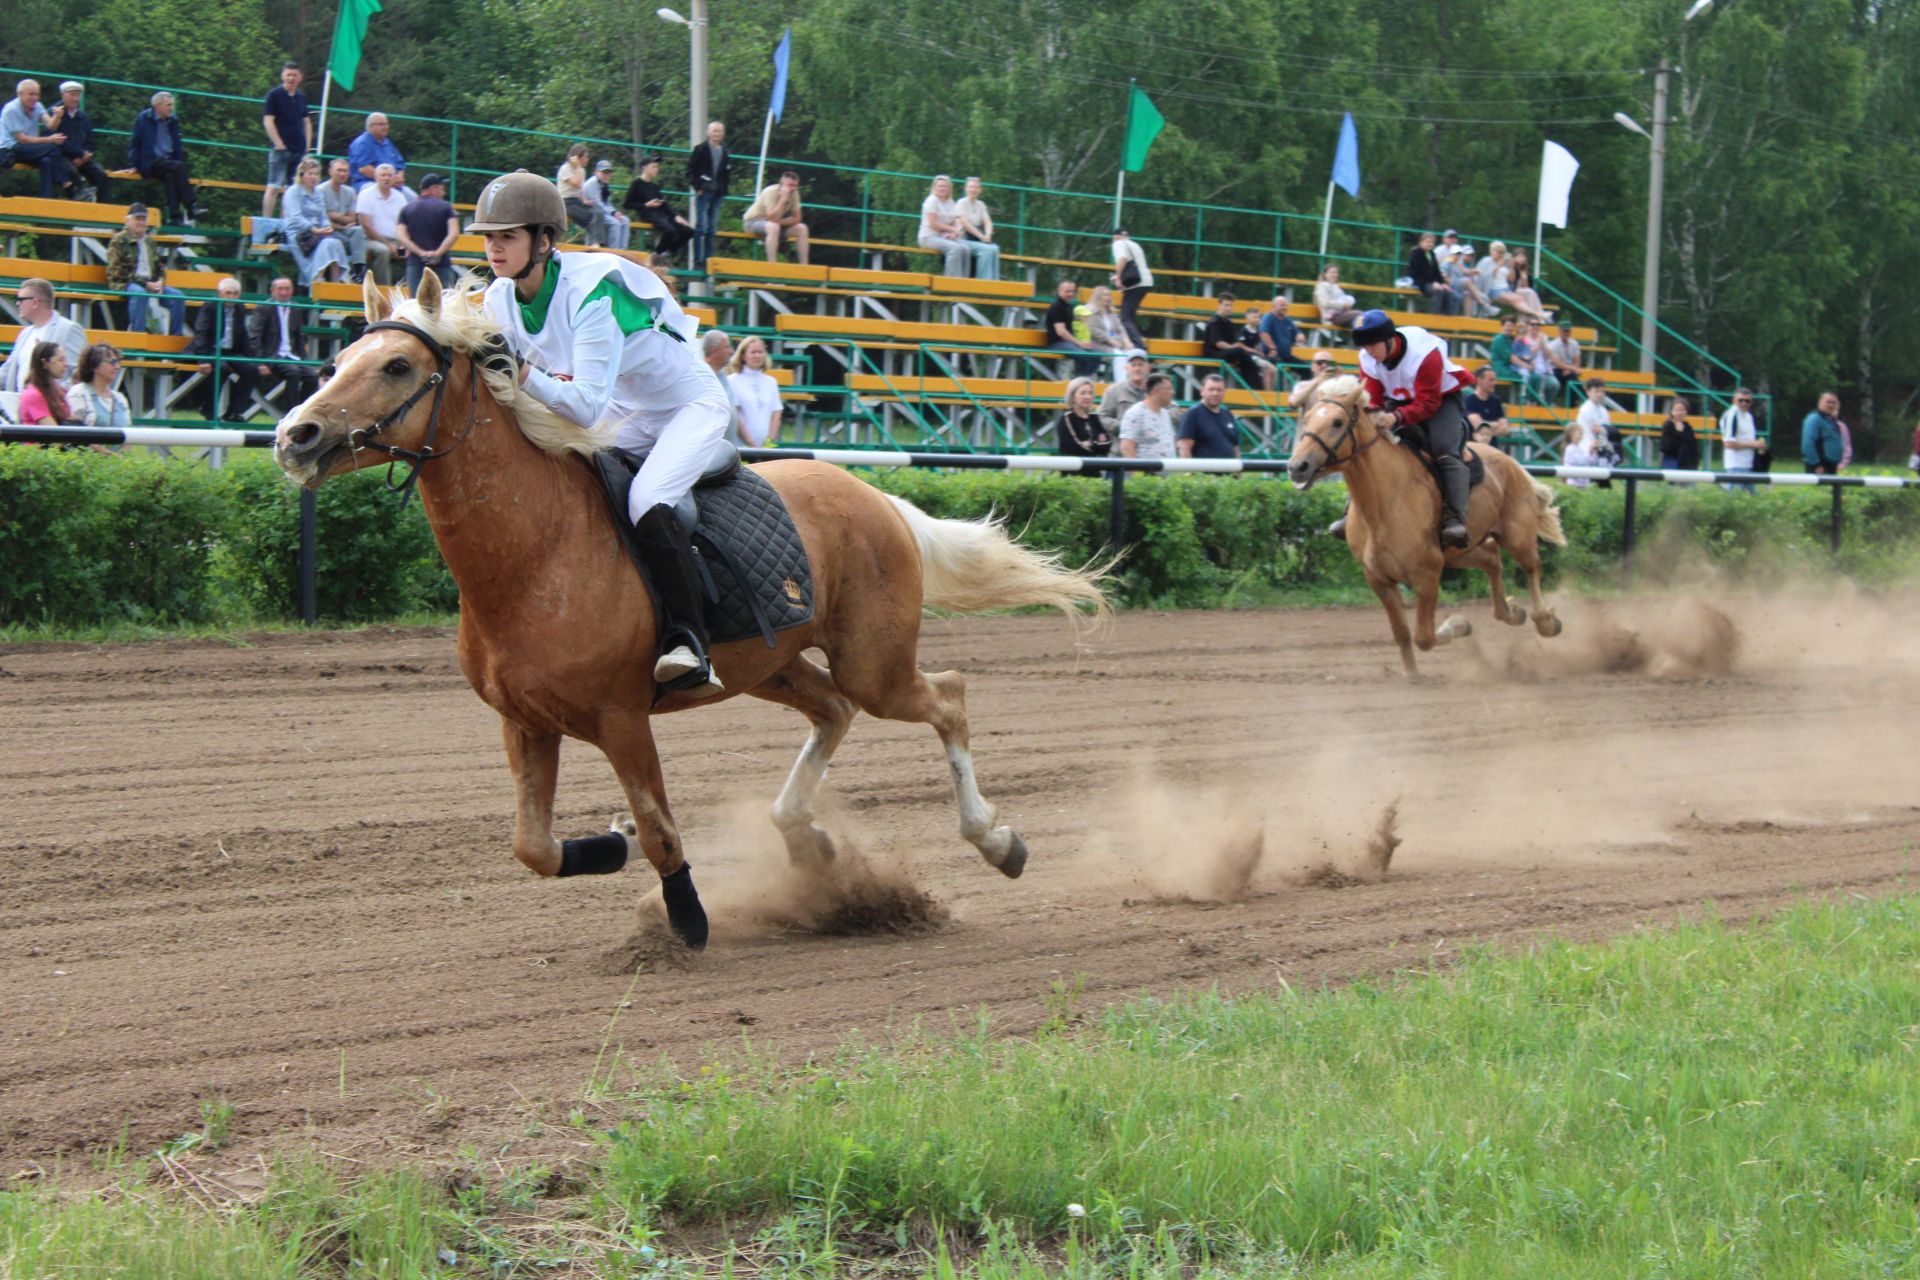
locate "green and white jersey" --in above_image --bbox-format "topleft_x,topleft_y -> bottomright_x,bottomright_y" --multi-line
483,250 -> 723,448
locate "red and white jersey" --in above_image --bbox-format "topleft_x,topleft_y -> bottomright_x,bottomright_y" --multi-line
1358,325 -> 1472,426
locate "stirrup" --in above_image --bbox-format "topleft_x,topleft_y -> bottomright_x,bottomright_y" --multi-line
654,645 -> 725,697
1440,519 -> 1470,550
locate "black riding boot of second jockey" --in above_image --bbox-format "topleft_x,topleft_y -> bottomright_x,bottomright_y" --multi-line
1434,454 -> 1471,550
633,503 -> 724,698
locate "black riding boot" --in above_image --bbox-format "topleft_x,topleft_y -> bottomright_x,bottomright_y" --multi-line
633,503 -> 724,697
1434,455 -> 1471,549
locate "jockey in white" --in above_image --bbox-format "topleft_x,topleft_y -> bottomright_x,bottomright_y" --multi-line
468,171 -> 731,695
1352,309 -> 1476,548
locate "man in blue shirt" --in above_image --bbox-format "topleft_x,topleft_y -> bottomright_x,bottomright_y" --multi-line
1800,391 -> 1846,475
1256,293 -> 1302,376
261,62 -> 312,217
347,113 -> 405,190
3,79 -> 79,200
1177,374 -> 1242,459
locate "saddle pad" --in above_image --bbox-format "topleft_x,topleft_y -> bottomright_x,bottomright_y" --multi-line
1399,433 -> 1487,487
588,452 -> 814,647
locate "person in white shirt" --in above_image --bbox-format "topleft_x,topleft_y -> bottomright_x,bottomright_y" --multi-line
1118,373 -> 1177,460
742,171 -> 809,265
353,164 -> 407,285
917,174 -> 972,277
1574,377 -> 1619,464
1718,386 -> 1762,486
1561,423 -> 1602,487
953,177 -> 1000,280
1110,227 -> 1153,347
0,278 -> 86,394
726,335 -> 783,447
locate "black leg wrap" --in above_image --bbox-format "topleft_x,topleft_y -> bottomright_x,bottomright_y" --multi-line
558,831 -> 630,877
660,864 -> 709,949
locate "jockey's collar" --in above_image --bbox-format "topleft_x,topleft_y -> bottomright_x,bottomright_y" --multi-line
1379,334 -> 1409,368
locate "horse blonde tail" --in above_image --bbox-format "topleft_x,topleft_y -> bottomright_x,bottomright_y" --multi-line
885,495 -> 1113,625
1531,478 -> 1568,546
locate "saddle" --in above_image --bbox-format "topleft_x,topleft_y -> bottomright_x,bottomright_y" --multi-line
1392,428 -> 1487,488
586,441 -> 814,649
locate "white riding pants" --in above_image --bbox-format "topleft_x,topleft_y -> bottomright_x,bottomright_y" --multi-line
623,388 -> 734,524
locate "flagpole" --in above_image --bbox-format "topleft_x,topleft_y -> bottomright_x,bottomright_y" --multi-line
1317,180 -> 1335,260
315,69 -> 334,156
1115,167 -> 1126,227
755,109 -> 773,203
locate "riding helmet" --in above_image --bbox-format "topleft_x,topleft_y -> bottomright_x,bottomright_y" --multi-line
1351,308 -> 1397,346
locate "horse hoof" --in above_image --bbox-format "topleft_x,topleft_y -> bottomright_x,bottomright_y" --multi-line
1504,605 -> 1529,626
1437,616 -> 1473,640
1538,615 -> 1563,638
660,865 -> 709,950
996,832 -> 1029,880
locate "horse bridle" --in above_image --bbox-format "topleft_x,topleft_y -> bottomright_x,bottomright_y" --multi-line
1297,402 -> 1388,474
346,319 -> 483,503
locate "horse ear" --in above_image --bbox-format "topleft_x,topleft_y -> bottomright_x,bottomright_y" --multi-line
362,275 -> 392,324
415,268 -> 442,317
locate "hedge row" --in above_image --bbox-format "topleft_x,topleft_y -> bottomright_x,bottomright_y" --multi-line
1,448 -> 1915,629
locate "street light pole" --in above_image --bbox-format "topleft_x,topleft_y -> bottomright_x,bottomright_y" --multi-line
1639,56 -> 1670,378
656,4 -> 710,149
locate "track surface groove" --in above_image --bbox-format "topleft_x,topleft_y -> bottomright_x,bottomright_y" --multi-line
3,600 -> 1917,1168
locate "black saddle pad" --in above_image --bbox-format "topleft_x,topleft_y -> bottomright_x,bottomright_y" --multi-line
589,450 -> 814,648
1397,432 -> 1487,487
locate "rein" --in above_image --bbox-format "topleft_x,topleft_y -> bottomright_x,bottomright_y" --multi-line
347,319 -> 483,504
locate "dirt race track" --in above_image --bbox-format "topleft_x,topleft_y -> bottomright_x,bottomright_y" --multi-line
5,592 -> 1919,1173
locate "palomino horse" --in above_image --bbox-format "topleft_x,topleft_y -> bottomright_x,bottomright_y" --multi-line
1287,375 -> 1566,677
274,274 -> 1109,947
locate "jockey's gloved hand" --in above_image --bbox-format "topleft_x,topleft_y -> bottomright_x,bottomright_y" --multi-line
479,334 -> 521,385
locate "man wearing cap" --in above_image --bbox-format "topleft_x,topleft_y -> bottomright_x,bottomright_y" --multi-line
4,79 -> 81,201
48,81 -> 108,202
106,204 -> 186,335
625,156 -> 693,263
1098,353 -> 1151,441
1352,309 -> 1477,548
584,160 -> 632,251
397,173 -> 460,290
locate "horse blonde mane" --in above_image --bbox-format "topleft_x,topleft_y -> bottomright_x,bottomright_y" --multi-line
387,286 -> 611,458
1314,373 -> 1370,417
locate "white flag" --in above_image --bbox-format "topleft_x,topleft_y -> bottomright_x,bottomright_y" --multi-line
1537,141 -> 1580,229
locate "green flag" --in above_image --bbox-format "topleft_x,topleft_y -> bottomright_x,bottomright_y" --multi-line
1122,84 -> 1164,173
327,0 -> 383,93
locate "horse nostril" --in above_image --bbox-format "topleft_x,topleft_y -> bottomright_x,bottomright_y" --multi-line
287,422 -> 322,449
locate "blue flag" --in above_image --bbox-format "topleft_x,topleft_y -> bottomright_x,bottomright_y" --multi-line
1331,112 -> 1360,198
770,28 -> 791,123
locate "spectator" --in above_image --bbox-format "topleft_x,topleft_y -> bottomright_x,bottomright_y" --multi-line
354,164 -> 407,285
1407,231 -> 1457,315
555,144 -> 604,245
3,79 -> 81,201
1444,245 -> 1487,317
128,91 -> 208,225
687,120 -> 730,270
397,172 -> 459,291
1203,292 -> 1267,390
1099,354 -> 1150,439
187,277 -> 259,421
282,157 -> 353,283
1544,319 -> 1582,387
1463,365 -> 1510,445
1801,391 -> 1846,475
1109,227 -> 1153,347
1487,316 -> 1520,386
261,62 -> 311,218
742,170 -> 809,264
48,81 -> 109,202
0,278 -> 87,394
1515,319 -> 1560,405
1718,386 -> 1762,484
1909,419 -> 1920,475
1054,376 -> 1111,460
1477,242 -> 1549,323
1118,372 -> 1177,460
726,335 -> 783,447
954,177 -> 1001,280
71,344 -> 131,430
246,275 -> 316,404
701,329 -> 742,445
347,112 -> 404,189
1576,377 -> 1621,464
1658,396 -> 1700,470
1079,283 -> 1143,380
917,175 -> 974,277
1043,278 -> 1099,378
1561,422 -> 1602,486
106,203 -> 187,335
1259,294 -> 1303,376
584,160 -> 632,251
625,155 -> 694,263
1507,250 -> 1549,320
18,344 -> 75,425
1288,350 -> 1340,410
1434,228 -> 1468,269
1178,373 -> 1241,459
1313,264 -> 1361,328
317,158 -> 369,281
1238,303 -> 1279,391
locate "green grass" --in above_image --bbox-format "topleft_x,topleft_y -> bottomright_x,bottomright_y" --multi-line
5,896 -> 1920,1277
0,610 -> 461,647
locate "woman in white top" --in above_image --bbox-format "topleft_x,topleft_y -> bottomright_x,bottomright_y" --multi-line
1560,423 -> 1601,486
1313,264 -> 1361,327
1573,378 -> 1619,464
1109,227 -> 1153,347
72,343 -> 132,434
555,144 -> 605,246
952,177 -> 1001,280
470,172 -> 730,693
917,175 -> 972,277
726,335 -> 783,447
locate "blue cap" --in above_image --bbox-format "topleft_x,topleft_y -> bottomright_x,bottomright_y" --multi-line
1351,309 -> 1397,345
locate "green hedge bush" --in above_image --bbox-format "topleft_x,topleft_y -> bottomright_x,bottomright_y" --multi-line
1,448 -> 1915,631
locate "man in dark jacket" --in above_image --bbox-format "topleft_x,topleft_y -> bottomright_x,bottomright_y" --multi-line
1407,232 -> 1457,315
48,82 -> 109,201
128,91 -> 208,225
187,278 -> 260,421
247,275 -> 316,405
625,155 -> 695,263
687,120 -> 730,269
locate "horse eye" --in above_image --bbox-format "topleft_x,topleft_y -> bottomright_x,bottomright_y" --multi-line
384,358 -> 411,377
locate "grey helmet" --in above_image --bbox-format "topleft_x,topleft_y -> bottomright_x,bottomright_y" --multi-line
466,170 -> 566,235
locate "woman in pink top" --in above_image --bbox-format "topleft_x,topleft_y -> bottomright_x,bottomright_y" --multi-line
19,343 -> 74,425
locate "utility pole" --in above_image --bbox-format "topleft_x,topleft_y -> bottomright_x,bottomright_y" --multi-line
1639,56 -> 1670,377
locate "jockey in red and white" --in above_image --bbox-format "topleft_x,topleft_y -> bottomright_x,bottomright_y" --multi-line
1352,309 -> 1476,548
